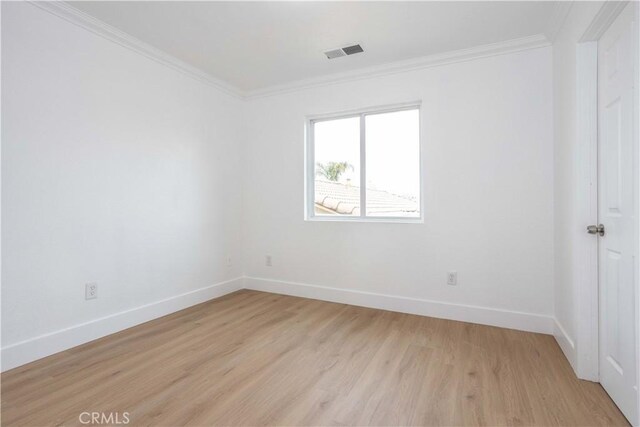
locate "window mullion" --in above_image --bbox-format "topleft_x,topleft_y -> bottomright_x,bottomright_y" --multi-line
360,114 -> 366,218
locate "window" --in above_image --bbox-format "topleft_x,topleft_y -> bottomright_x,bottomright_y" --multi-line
306,103 -> 421,222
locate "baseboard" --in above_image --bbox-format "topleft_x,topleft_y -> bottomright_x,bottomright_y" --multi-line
1,277 -> 244,372
2,276 -> 557,371
553,318 -> 577,371
244,277 -> 555,334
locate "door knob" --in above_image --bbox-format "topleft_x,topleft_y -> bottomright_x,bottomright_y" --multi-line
587,224 -> 605,236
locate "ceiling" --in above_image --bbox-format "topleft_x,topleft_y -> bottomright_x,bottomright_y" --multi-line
69,1 -> 559,93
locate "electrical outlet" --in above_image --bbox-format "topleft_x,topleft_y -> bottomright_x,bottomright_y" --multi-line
447,272 -> 457,286
85,283 -> 98,300
265,255 -> 272,267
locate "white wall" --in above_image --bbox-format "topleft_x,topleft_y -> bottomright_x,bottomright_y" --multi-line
552,1 -> 604,372
1,3 -> 243,368
242,47 -> 555,329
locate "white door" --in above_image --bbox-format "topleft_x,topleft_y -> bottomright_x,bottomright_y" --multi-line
598,3 -> 638,424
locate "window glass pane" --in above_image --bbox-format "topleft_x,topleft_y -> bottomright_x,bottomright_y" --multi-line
314,117 -> 360,216
365,109 -> 420,217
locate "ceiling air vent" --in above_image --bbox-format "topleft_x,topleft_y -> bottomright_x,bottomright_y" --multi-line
342,44 -> 364,55
324,44 -> 364,59
324,49 -> 346,59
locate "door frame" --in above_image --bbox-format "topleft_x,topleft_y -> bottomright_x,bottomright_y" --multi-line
575,1 -> 639,422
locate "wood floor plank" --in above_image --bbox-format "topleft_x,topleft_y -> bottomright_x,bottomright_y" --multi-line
1,290 -> 630,426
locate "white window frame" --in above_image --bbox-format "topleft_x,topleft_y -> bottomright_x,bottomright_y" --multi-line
305,101 -> 423,223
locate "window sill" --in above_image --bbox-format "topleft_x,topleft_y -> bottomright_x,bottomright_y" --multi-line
305,216 -> 424,224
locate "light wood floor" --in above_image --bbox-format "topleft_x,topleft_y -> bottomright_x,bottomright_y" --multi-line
1,290 -> 630,426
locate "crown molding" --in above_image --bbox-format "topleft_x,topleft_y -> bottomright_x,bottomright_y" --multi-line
580,0 -> 629,42
245,34 -> 551,100
28,1 -> 244,99
545,1 -> 573,42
